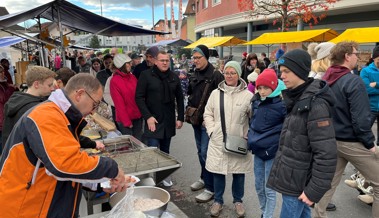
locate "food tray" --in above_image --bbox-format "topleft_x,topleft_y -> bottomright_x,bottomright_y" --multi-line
109,148 -> 181,176
86,135 -> 146,155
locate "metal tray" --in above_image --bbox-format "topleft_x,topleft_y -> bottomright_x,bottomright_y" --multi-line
108,148 -> 181,175
84,135 -> 181,181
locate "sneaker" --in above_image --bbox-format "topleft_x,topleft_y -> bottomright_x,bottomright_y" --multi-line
234,202 -> 245,217
358,194 -> 374,204
162,177 -> 173,187
190,179 -> 205,191
344,179 -> 358,189
210,202 -> 223,217
195,189 -> 214,203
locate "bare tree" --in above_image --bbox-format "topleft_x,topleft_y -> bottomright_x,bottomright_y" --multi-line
238,0 -> 339,31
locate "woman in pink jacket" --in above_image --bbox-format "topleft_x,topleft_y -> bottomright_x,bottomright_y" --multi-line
110,54 -> 143,140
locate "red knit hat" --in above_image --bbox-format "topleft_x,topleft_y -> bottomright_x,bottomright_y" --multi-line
256,69 -> 278,91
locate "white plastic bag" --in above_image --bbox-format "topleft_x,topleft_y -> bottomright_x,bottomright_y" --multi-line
103,187 -> 142,218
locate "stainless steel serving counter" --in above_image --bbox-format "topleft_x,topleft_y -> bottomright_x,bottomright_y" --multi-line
82,135 -> 182,215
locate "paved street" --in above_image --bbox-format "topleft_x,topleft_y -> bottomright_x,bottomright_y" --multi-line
166,123 -> 374,218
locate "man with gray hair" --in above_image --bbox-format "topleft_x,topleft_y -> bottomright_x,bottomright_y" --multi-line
0,73 -> 128,217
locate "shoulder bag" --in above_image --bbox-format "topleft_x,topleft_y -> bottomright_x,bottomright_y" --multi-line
220,90 -> 248,155
185,82 -> 211,125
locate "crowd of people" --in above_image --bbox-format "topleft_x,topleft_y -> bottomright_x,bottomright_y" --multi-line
184,42 -> 378,218
0,41 -> 378,218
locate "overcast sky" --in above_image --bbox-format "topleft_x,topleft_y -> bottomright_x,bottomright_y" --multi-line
0,0 -> 188,29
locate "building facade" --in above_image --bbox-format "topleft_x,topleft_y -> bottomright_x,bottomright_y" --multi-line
193,0 -> 379,58
70,33 -> 153,52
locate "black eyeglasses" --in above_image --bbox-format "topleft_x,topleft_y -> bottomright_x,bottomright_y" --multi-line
223,72 -> 238,76
84,90 -> 100,111
192,56 -> 203,60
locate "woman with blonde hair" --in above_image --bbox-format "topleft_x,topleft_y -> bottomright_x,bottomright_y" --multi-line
309,42 -> 335,79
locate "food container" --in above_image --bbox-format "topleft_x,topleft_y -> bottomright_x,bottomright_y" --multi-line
109,186 -> 170,217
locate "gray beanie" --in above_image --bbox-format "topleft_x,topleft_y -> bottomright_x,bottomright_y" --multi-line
224,61 -> 242,77
278,49 -> 311,81
146,46 -> 159,58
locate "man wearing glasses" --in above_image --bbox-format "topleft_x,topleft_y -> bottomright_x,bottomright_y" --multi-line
315,42 -> 379,218
135,50 -> 184,187
187,44 -> 224,203
0,73 -> 129,217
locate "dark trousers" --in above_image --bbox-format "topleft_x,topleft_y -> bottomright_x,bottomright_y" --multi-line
147,137 -> 172,154
111,106 -> 121,132
117,118 -> 143,141
192,124 -> 214,192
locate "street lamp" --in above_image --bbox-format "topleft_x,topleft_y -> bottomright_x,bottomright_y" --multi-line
100,0 -> 103,16
152,0 -> 155,43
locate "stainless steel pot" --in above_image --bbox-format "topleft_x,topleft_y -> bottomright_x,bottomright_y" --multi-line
109,186 -> 170,217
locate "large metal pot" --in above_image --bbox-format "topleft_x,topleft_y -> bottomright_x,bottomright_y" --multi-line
109,186 -> 170,217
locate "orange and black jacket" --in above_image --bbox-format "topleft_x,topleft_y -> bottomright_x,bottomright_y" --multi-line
0,90 -> 118,218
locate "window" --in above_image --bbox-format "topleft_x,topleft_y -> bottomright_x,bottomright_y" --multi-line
203,0 -> 208,9
212,0 -> 221,5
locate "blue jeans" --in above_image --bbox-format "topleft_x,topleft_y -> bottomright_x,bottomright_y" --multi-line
192,124 -> 214,192
254,157 -> 276,218
280,194 -> 311,218
147,137 -> 171,154
213,173 -> 245,205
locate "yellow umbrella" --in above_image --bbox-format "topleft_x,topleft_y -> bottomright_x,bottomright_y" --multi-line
244,29 -> 338,45
329,27 -> 379,43
184,36 -> 246,49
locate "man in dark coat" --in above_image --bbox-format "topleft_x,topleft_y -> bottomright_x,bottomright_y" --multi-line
187,44 -> 224,203
135,50 -> 184,186
266,49 -> 337,218
133,46 -> 159,79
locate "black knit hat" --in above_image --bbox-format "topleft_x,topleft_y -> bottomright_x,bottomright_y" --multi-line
192,44 -> 210,60
278,49 -> 311,81
372,45 -> 379,59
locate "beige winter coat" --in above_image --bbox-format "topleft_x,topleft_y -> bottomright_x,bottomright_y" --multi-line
204,79 -> 253,175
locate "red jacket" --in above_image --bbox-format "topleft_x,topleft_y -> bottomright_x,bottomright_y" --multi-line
0,82 -> 15,130
110,70 -> 141,127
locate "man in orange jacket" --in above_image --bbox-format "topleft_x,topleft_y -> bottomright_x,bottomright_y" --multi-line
0,73 -> 128,218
